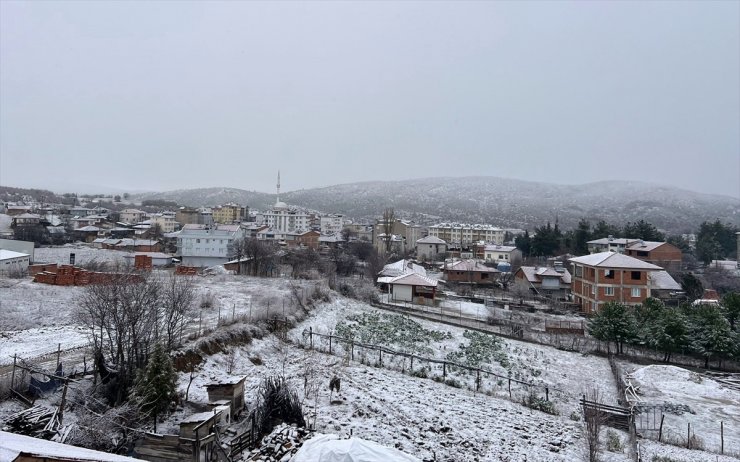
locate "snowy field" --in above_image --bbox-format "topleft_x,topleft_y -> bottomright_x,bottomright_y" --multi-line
1,251 -> 738,461
628,364 -> 740,457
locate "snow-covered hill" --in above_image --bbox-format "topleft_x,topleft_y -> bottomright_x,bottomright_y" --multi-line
133,177 -> 740,233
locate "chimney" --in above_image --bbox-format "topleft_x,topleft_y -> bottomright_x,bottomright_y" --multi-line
607,235 -> 614,241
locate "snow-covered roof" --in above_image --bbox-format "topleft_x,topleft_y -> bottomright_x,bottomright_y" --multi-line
587,237 -> 637,246
0,249 -> 30,260
484,245 -> 517,252
122,252 -> 173,259
180,411 -> 218,424
446,260 -> 500,273
319,233 -> 345,243
77,225 -> 100,232
205,376 -> 246,387
378,259 -> 426,278
115,239 -> 158,246
626,241 -> 668,252
648,270 -> 681,291
0,430 -> 139,461
568,251 -> 662,270
387,272 -> 438,287
14,213 -> 40,219
517,266 -> 572,284
416,236 -> 446,245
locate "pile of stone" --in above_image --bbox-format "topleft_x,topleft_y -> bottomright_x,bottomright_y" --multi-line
245,423 -> 313,461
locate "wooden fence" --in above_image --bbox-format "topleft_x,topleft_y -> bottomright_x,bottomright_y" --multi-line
301,327 -> 560,402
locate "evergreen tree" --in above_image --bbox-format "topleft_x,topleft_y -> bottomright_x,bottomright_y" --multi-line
721,292 -> 740,331
592,220 -> 621,239
696,220 -> 738,264
588,302 -> 638,354
687,304 -> 736,369
572,219 -> 592,255
623,220 -> 664,241
679,273 -> 704,301
133,343 -> 177,432
515,230 -> 532,257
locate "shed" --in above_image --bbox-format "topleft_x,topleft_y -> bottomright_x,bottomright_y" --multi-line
0,249 -> 31,276
0,430 -> 139,462
178,411 -> 217,439
386,272 -> 438,304
205,376 -> 246,418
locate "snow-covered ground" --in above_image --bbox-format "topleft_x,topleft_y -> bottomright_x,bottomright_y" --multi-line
1,254 -> 737,461
34,245 -> 127,266
628,364 -> 740,457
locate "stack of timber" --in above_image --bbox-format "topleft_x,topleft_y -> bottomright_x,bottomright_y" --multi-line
2,405 -> 59,437
245,424 -> 312,461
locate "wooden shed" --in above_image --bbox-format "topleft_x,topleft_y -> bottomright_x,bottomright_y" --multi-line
205,376 -> 246,418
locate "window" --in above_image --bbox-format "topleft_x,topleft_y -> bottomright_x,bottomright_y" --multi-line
481,273 -> 489,279
604,269 -> 614,279
591,284 -> 595,295
575,265 -> 583,277
605,286 -> 614,296
196,239 -> 200,243
631,287 -> 641,297
631,271 -> 641,280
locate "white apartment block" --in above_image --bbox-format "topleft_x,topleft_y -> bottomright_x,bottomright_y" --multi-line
428,223 -> 505,246
320,214 -> 344,235
119,209 -> 147,224
176,224 -> 243,267
259,204 -> 312,235
149,212 -> 178,233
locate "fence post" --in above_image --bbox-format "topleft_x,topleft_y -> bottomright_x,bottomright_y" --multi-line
721,421 -> 724,454
410,356 -> 413,372
508,378 -> 512,398
687,422 -> 690,449
443,362 -> 446,378
329,335 -> 332,354
11,354 -> 16,390
351,342 -> 354,361
309,327 -> 313,350
545,387 -> 549,402
56,343 -> 61,370
476,369 -> 480,392
379,349 -> 382,366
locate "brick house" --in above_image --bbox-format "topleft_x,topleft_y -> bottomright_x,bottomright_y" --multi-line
443,260 -> 500,285
514,265 -> 571,298
569,251 -> 662,314
293,230 -> 320,250
624,240 -> 682,272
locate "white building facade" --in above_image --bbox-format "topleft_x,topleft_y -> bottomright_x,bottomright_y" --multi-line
428,223 -> 505,246
176,224 -> 243,267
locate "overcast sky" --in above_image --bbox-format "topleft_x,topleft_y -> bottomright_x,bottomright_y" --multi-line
1,1 -> 738,197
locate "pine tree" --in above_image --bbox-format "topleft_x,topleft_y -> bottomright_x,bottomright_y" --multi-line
133,343 -> 177,432
588,302 -> 638,355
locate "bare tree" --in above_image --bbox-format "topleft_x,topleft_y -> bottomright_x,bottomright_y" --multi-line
583,388 -> 607,462
230,237 -> 280,276
160,273 -> 196,350
381,208 -> 395,254
75,268 -> 162,404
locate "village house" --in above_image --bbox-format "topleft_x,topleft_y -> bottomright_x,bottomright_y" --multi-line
569,251 -> 663,314
443,260 -> 500,285
587,236 -> 638,254
343,223 -> 373,242
385,272 -> 438,305
514,264 -> 572,298
415,235 -> 447,261
483,244 -> 522,267
374,233 -> 405,256
624,240 -> 683,272
293,230 -> 321,250
119,208 -> 147,224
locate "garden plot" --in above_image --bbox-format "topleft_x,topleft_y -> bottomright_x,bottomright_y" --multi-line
292,297 -> 620,417
175,337 -> 604,462
0,325 -> 90,366
627,364 -> 740,456
638,439 -> 740,462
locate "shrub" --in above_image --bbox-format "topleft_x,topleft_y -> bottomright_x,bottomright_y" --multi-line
411,367 -> 429,379
521,392 -> 559,415
606,429 -> 623,452
249,375 -> 306,439
569,410 -> 581,422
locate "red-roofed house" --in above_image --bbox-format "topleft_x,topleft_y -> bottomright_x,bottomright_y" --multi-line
386,272 -> 438,304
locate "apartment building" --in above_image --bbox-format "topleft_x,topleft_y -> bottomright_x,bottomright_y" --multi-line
569,251 -> 662,314
176,224 -> 243,267
428,223 -> 505,246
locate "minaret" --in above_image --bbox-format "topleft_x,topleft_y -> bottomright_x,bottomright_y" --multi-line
276,170 -> 281,204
